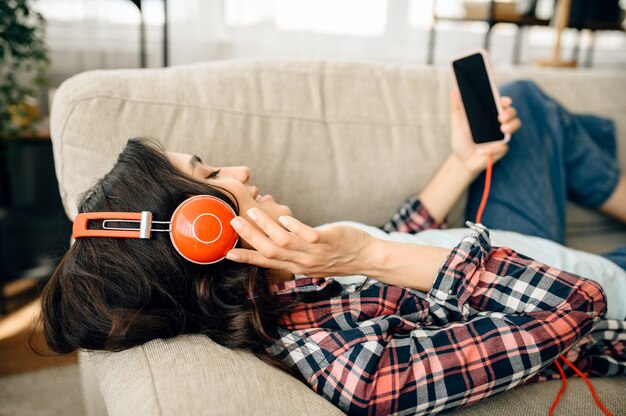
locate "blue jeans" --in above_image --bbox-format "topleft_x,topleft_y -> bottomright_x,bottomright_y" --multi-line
464,80 -> 625,271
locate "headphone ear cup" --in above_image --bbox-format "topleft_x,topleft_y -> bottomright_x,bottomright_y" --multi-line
170,195 -> 239,264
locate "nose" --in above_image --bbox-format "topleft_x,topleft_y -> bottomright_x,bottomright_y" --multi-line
234,166 -> 251,184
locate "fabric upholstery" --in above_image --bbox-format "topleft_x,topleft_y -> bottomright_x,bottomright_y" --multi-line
49,59 -> 626,416
88,335 -> 344,416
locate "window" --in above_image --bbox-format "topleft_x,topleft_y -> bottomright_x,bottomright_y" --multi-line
224,0 -> 389,36
33,0 -> 164,26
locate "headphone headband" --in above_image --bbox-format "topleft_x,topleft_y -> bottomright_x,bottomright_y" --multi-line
72,195 -> 239,264
73,212 -> 148,239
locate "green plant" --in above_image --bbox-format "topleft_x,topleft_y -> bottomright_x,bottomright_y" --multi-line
0,0 -> 50,139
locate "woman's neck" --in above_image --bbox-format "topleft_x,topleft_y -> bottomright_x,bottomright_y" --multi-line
267,269 -> 295,283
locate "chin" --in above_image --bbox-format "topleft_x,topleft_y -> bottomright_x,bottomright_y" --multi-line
270,208 -> 292,220
262,199 -> 292,217
278,204 -> 293,217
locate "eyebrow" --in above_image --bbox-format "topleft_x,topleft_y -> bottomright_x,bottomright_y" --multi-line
189,154 -> 202,171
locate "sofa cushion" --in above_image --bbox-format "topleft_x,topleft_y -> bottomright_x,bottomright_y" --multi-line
87,335 -> 626,416
88,335 -> 344,416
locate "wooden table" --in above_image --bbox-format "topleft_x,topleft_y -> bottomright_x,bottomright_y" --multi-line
0,299 -> 77,377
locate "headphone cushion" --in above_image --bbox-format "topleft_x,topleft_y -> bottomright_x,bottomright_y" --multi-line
170,195 -> 239,264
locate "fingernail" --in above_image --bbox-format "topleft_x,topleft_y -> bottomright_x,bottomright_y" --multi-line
278,216 -> 290,228
226,252 -> 239,261
247,208 -> 258,221
230,218 -> 242,230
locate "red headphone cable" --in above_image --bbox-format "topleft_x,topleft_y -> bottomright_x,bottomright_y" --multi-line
548,359 -> 568,416
475,153 -> 493,225
547,357 -> 612,416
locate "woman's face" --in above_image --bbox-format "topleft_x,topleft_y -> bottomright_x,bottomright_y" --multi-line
167,151 -> 292,235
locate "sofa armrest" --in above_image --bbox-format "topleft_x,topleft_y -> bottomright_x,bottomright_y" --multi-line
87,335 -> 345,416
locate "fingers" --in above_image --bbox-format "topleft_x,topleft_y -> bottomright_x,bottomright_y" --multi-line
226,246 -> 292,270
498,103 -> 521,135
229,214 -> 290,261
501,118 -> 521,135
243,207 -> 321,246
451,88 -> 461,107
477,142 -> 509,164
479,142 -> 508,157
244,207 -> 293,247
277,215 -> 320,244
498,106 -> 517,123
492,143 -> 509,158
226,208 -> 319,265
500,96 -> 513,108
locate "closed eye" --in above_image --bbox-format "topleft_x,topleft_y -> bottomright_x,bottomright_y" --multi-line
206,169 -> 221,179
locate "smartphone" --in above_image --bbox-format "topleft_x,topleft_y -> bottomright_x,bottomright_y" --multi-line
451,49 -> 510,145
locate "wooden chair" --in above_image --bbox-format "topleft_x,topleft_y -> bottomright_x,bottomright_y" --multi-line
427,0 -> 550,65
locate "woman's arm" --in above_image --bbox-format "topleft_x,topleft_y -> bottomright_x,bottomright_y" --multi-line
419,91 -> 520,223
360,238 -> 450,291
227,207 -> 449,291
276,225 -> 607,415
417,153 -> 476,224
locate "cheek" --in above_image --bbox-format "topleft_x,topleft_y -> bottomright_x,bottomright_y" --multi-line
233,190 -> 257,217
212,180 -> 250,210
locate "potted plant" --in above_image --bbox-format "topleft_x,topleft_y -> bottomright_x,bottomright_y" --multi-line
0,0 -> 50,139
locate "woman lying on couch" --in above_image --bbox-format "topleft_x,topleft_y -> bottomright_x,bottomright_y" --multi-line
40,80 -> 625,415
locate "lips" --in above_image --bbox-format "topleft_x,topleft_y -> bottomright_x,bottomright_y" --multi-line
251,186 -> 266,202
250,185 -> 273,203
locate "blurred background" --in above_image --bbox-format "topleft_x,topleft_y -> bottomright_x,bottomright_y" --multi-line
0,1 -> 624,415
38,0 -> 626,81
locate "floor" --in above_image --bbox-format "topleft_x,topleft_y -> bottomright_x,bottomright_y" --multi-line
0,280 -> 83,416
0,364 -> 84,416
0,278 -> 77,377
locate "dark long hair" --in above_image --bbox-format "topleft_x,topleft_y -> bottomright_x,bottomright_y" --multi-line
38,138 -> 337,372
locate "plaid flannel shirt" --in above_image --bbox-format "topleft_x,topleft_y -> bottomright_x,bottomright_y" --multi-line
266,196 -> 626,416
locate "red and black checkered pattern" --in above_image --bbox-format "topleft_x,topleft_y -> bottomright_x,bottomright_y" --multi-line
266,198 -> 625,415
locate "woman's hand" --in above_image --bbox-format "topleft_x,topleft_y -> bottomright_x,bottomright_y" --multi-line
226,208 -> 374,279
226,207 -> 452,291
450,89 -> 522,175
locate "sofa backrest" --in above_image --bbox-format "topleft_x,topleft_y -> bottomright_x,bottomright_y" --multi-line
50,59 -> 626,236
51,59 -> 468,228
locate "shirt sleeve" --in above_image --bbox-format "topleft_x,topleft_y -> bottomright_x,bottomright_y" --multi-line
525,318 -> 626,382
301,222 -> 608,415
380,195 -> 447,234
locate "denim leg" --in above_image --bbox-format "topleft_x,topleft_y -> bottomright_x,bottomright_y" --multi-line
465,80 -> 621,244
602,246 -> 626,272
563,113 -> 621,208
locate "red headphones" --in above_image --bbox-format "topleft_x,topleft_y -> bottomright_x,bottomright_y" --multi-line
72,195 -> 239,264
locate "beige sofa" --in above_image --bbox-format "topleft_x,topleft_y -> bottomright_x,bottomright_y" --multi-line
50,59 -> 626,415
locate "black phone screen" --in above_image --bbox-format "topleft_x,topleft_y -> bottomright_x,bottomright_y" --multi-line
452,53 -> 504,144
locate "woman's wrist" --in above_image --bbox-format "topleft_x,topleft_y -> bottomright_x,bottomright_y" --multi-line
448,153 -> 482,182
417,153 -> 479,224
357,236 -> 386,278
356,237 -> 449,291
354,237 -> 403,283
